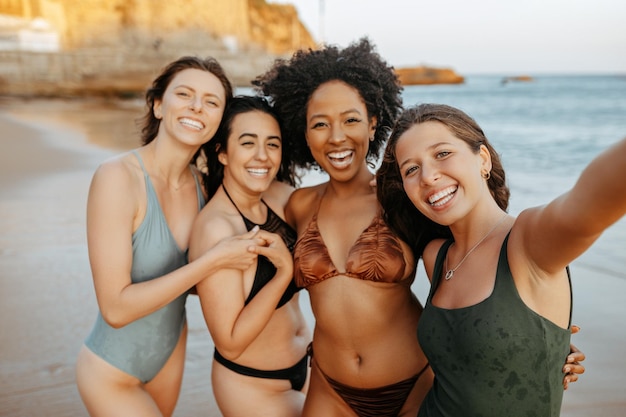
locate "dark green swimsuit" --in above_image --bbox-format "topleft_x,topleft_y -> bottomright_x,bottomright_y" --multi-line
417,233 -> 572,417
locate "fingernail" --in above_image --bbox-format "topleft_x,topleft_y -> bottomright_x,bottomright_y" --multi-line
564,366 -> 571,373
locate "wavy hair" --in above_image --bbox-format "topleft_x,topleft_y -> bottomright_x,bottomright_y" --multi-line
377,103 -> 510,255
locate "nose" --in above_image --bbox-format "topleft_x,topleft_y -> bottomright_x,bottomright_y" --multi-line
255,145 -> 268,161
329,123 -> 346,144
189,96 -> 202,112
420,161 -> 440,186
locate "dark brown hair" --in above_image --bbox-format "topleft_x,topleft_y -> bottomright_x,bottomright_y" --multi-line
377,103 -> 510,255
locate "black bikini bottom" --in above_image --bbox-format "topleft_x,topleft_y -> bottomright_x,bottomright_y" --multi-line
213,349 -> 308,391
317,359 -> 430,417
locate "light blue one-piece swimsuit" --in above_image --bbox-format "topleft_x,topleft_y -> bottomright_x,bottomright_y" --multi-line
84,150 -> 205,383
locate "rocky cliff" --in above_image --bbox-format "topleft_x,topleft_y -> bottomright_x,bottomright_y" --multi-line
0,0 -> 317,95
394,65 -> 464,85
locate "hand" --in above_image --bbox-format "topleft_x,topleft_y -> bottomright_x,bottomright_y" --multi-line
563,325 -> 585,390
247,229 -> 293,279
211,226 -> 262,271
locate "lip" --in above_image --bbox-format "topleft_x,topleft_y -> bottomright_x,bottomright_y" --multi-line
427,185 -> 457,208
326,149 -> 354,169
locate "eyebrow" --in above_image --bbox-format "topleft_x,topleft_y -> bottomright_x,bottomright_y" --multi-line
173,84 -> 222,100
308,108 -> 362,122
238,132 -> 281,141
398,141 -> 451,168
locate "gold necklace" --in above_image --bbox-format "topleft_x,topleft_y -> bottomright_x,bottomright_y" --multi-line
444,213 -> 508,280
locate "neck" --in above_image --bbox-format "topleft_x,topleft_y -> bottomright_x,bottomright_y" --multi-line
326,164 -> 375,199
148,141 -> 196,189
221,180 -> 265,222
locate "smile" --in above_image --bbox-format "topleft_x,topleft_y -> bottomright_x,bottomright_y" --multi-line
179,118 -> 204,130
428,185 -> 457,207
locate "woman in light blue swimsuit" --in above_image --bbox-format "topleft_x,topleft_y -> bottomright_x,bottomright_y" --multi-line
75,57 -> 265,417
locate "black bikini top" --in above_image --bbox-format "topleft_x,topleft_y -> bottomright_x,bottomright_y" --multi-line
223,186 -> 300,308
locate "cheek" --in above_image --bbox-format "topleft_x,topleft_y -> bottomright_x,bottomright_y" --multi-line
403,177 -> 424,207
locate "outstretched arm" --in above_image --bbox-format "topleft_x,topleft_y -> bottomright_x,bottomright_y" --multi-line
518,137 -> 626,274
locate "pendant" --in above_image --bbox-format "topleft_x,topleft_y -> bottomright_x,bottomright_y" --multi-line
445,270 -> 454,280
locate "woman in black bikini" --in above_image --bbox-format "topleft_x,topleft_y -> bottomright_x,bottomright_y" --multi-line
188,96 -> 311,416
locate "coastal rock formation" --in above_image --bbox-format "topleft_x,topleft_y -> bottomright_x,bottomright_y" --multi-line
0,0 -> 315,55
394,66 -> 464,85
0,0 -> 316,95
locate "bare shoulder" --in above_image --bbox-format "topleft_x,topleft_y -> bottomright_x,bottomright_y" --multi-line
264,180 -> 295,215
190,194 -> 243,255
88,151 -> 144,205
286,183 -> 325,226
422,238 -> 448,281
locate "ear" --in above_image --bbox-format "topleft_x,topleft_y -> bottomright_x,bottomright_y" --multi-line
369,116 -> 378,140
479,144 -> 492,173
153,100 -> 163,120
217,144 -> 228,166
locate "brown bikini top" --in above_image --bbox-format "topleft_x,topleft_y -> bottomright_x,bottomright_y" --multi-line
293,199 -> 414,288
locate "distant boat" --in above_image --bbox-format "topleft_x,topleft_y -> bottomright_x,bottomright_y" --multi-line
501,75 -> 534,85
394,65 -> 464,86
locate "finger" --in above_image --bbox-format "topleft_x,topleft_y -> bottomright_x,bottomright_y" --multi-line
240,225 -> 260,239
570,325 -> 581,334
567,347 -> 585,363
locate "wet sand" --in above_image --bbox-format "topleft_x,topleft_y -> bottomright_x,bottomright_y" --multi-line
0,98 -> 624,416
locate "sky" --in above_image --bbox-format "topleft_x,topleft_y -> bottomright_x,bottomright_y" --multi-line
272,0 -> 626,75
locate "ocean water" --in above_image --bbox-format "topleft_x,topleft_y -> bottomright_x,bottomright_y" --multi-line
401,75 -> 626,281
293,75 -> 626,284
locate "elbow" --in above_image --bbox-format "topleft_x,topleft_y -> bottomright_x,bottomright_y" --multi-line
214,344 -> 245,361
100,307 -> 130,329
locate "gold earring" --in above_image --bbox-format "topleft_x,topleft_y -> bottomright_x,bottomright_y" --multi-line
482,170 -> 491,180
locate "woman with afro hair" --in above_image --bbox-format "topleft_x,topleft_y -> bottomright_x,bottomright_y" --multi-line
253,38 -> 433,417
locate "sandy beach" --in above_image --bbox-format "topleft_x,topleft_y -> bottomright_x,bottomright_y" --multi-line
0,97 -> 624,416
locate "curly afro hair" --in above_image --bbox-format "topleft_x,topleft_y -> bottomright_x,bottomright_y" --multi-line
253,37 -> 403,185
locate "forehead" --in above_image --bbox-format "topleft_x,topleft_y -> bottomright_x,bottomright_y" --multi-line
307,80 -> 365,113
167,68 -> 225,96
396,121 -> 455,151
230,110 -> 280,135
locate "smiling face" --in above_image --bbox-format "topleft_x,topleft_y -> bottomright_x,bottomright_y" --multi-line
395,120 -> 492,225
219,110 -> 282,195
153,68 -> 227,147
305,80 -> 377,182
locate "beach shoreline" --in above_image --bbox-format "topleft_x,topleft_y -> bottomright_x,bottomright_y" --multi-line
0,97 -> 624,416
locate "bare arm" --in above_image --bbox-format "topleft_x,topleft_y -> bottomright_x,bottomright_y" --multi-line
191,218 -> 294,360
88,159 -> 260,328
516,137 -> 626,274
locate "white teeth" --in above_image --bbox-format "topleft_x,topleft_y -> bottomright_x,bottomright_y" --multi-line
248,168 -> 269,176
328,150 -> 352,160
180,118 -> 204,130
428,186 -> 457,206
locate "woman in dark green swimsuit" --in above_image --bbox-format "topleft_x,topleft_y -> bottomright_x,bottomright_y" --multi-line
377,103 -> 625,416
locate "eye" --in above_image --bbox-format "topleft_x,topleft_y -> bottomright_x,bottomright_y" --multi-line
204,98 -> 219,107
311,121 -> 327,129
177,91 -> 190,98
436,150 -> 451,159
403,164 -> 420,177
268,141 -> 281,149
345,117 -> 362,124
